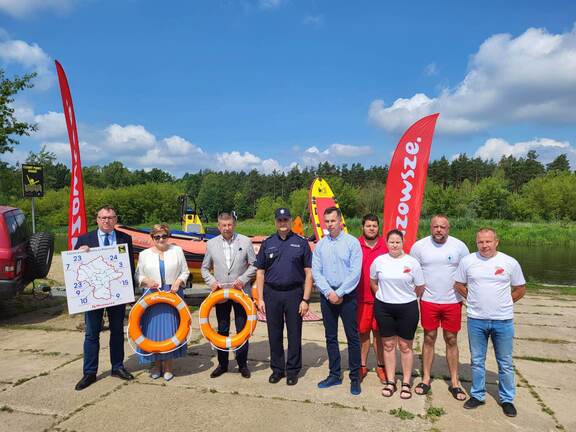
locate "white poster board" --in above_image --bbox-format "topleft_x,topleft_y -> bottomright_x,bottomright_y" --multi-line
62,244 -> 135,314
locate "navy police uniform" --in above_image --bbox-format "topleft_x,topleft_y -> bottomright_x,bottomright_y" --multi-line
256,221 -> 312,378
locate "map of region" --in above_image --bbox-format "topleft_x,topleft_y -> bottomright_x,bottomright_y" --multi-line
76,256 -> 123,300
62,244 -> 135,314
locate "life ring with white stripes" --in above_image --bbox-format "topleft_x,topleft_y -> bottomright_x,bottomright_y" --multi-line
199,288 -> 257,350
128,291 -> 191,353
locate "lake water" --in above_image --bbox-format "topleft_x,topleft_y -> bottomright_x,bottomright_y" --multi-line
55,233 -> 575,285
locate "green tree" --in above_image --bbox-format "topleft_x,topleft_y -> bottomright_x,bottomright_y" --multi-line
546,154 -> 571,173
0,69 -> 37,154
25,145 -> 70,190
471,177 -> 510,218
197,173 -> 235,219
288,188 -> 309,221
254,196 -> 286,221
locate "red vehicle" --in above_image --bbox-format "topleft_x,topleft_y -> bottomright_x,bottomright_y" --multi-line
0,206 -> 54,299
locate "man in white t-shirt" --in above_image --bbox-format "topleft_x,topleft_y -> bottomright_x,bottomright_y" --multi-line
410,215 -> 469,401
454,228 -> 526,418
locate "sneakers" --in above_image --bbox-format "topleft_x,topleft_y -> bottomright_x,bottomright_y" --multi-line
163,372 -> 174,381
317,375 -> 343,389
463,397 -> 485,410
501,402 -> 517,417
350,380 -> 361,395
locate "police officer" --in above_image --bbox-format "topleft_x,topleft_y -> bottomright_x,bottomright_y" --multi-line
256,208 -> 313,386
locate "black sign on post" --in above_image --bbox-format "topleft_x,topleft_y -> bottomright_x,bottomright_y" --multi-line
22,164 -> 44,198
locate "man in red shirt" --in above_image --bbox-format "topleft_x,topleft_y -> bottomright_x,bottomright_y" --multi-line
357,214 -> 387,382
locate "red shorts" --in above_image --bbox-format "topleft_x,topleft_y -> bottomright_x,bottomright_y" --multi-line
420,300 -> 462,333
357,301 -> 379,334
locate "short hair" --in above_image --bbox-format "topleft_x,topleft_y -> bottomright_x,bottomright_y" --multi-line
362,214 -> 379,226
218,212 -> 235,222
386,229 -> 404,241
430,214 -> 449,225
477,227 -> 498,239
150,223 -> 170,237
96,204 -> 117,216
323,206 -> 341,218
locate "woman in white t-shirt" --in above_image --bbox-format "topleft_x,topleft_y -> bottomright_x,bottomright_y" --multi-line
370,229 -> 425,399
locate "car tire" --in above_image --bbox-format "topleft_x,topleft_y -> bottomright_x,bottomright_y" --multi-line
25,232 -> 55,280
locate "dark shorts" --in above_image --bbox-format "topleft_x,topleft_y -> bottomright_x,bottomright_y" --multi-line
374,299 -> 419,341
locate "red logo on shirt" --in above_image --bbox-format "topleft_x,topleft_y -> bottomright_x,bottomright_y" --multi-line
403,266 -> 411,273
494,267 -> 505,275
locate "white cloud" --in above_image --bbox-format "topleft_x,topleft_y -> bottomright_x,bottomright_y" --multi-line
33,111 -> 66,139
104,124 -> 156,151
302,143 -> 372,165
369,25 -> 576,135
259,0 -> 283,9
303,14 -> 323,28
474,137 -> 576,166
0,0 -> 76,18
162,135 -> 205,157
0,34 -> 54,89
216,151 -> 288,174
424,63 -> 438,76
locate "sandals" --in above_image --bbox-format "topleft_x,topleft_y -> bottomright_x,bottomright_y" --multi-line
415,382 -> 431,395
381,381 -> 397,397
448,385 -> 467,401
400,382 -> 412,400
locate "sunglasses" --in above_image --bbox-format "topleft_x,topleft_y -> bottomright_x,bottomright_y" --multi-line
152,234 -> 169,241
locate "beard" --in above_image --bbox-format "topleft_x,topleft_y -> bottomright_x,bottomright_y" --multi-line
364,233 -> 378,241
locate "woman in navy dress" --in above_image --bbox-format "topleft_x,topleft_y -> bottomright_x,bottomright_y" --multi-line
135,224 -> 190,380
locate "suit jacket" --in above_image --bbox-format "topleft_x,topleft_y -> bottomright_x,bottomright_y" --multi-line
201,233 -> 257,292
75,229 -> 136,284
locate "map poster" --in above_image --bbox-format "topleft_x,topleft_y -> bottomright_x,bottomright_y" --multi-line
62,244 -> 135,315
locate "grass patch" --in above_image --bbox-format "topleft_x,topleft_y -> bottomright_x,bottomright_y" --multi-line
0,294 -> 66,321
13,377 -> 33,387
0,405 -> 13,413
515,337 -> 571,344
423,406 -> 446,423
515,367 -> 565,431
389,407 -> 415,420
514,356 -> 574,364
526,283 -> 576,296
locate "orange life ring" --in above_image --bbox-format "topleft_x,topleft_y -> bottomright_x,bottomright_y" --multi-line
199,288 -> 257,350
128,291 -> 192,353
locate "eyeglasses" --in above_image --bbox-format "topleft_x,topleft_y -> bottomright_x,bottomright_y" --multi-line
98,216 -> 117,220
152,234 -> 169,241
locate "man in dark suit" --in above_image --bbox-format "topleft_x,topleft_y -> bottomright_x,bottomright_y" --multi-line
74,205 -> 136,390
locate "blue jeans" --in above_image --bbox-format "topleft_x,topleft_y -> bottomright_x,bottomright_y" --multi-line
83,304 -> 126,375
467,318 -> 515,403
320,294 -> 361,381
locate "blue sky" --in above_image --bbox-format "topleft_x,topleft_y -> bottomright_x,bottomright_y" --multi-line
1,0 -> 576,176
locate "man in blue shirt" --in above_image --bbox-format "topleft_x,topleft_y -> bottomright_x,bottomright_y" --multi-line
256,208 -> 313,386
74,205 -> 135,391
312,206 -> 362,395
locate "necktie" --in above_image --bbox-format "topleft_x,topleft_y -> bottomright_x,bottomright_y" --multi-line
104,233 -> 110,246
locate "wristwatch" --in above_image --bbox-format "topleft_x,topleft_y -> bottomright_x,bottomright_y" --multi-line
302,298 -> 310,304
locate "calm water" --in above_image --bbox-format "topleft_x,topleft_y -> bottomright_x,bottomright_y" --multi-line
55,233 -> 575,285
498,244 -> 576,286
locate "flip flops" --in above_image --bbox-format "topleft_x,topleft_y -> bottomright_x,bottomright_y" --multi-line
448,385 -> 467,401
415,382 -> 431,395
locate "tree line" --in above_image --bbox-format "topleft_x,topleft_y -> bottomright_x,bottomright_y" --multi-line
1,146 -> 574,229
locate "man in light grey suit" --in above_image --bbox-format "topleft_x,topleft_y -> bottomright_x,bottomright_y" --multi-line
201,212 -> 257,379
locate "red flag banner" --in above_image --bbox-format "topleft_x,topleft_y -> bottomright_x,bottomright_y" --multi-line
55,60 -> 87,249
382,113 -> 439,252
